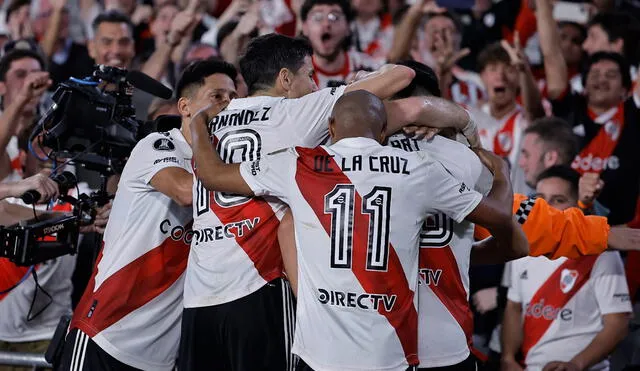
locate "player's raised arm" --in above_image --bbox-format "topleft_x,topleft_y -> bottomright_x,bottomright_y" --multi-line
190,105 -> 254,196
465,150 -> 529,264
345,64 -> 416,100
383,96 -> 475,139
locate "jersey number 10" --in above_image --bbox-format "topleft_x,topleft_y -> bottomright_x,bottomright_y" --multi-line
324,185 -> 392,271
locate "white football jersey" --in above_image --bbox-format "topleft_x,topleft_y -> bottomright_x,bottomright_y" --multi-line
239,137 -> 483,371
508,252 -> 632,371
71,129 -> 193,371
387,134 -> 492,367
185,86 -> 347,308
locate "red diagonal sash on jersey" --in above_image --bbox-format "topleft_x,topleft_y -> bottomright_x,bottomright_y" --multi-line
521,255 -> 599,360
294,146 -> 419,365
571,103 -> 625,175
71,226 -> 192,336
493,110 -> 520,158
420,246 -> 473,345
203,136 -> 283,283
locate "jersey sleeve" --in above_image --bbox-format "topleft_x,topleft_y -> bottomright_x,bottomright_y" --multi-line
423,159 -> 483,223
280,86 -> 347,145
506,260 -> 522,303
130,134 -> 190,186
475,194 -> 611,259
592,252 -> 633,315
239,148 -> 297,200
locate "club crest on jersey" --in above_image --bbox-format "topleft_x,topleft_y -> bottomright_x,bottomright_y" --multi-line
154,138 -> 175,151
560,269 -> 579,293
497,132 -> 512,153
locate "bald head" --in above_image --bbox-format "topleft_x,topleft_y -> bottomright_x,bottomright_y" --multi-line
329,90 -> 387,143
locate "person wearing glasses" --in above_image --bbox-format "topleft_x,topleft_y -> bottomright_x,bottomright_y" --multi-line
300,0 -> 383,88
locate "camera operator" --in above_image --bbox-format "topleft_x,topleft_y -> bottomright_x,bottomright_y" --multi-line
0,48 -> 51,183
0,156 -> 110,371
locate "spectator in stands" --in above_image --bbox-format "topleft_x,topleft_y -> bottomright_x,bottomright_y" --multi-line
0,48 -> 50,183
350,0 -> 393,60
582,11 -> 639,67
5,0 -> 32,41
502,166 -> 632,371
476,40 -> 544,194
390,4 -> 486,107
548,51 -> 640,225
517,117 -> 579,189
300,0 -> 382,87
30,0 -> 94,87
557,21 -> 587,93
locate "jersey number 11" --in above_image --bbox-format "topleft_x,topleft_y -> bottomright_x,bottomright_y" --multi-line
325,185 -> 392,271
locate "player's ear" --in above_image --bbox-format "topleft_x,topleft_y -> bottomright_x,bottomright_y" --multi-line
278,67 -> 292,93
177,97 -> 190,117
0,81 -> 6,96
328,117 -> 336,139
379,122 -> 387,143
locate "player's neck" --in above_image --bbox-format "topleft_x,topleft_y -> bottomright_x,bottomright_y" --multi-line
313,51 -> 346,74
181,121 -> 192,146
489,100 -> 517,120
250,87 -> 287,98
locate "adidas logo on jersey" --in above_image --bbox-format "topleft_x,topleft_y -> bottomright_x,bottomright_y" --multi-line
520,270 -> 528,279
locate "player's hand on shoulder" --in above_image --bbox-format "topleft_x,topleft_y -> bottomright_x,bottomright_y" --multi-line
402,125 -> 440,140
542,361 -> 581,371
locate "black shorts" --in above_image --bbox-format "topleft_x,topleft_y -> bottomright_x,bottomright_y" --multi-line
57,329 -> 140,371
178,278 -> 296,371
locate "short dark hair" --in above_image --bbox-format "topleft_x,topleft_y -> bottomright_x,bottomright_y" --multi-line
0,49 -> 46,81
91,10 -> 135,38
536,165 -> 580,199
582,51 -> 632,91
477,42 -> 511,73
176,58 -> 238,99
393,60 -> 441,99
239,34 -> 313,95
6,0 -> 29,23
300,0 -> 354,22
587,11 -> 640,63
524,117 -> 579,166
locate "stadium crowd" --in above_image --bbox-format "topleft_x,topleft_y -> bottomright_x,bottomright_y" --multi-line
0,0 -> 640,369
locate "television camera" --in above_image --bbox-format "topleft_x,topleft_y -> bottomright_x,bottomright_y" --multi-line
1,66 -> 173,266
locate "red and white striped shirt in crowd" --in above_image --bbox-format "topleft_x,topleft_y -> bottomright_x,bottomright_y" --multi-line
508,252 -> 632,370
